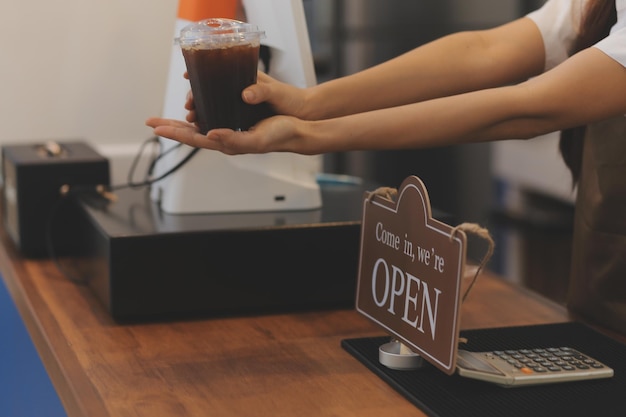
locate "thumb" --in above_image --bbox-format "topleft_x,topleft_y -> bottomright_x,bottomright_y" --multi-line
242,85 -> 264,104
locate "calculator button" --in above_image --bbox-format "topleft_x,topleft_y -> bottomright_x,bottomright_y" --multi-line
520,367 -> 534,374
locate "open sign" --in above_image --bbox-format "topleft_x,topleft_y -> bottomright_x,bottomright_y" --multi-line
356,176 -> 466,375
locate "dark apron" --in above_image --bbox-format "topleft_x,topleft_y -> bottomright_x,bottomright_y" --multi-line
568,115 -> 626,335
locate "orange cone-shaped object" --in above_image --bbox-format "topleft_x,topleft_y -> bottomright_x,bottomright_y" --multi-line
177,0 -> 239,22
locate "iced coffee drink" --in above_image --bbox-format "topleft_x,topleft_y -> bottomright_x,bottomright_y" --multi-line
178,18 -> 268,133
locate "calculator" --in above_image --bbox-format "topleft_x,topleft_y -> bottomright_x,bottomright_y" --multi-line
455,347 -> 614,387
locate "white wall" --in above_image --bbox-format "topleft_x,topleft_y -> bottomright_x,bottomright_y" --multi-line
492,133 -> 575,205
0,0 -> 178,150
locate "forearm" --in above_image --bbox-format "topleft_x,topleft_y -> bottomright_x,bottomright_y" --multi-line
298,47 -> 626,154
300,86 -> 530,153
147,25 -> 626,158
303,18 -> 545,120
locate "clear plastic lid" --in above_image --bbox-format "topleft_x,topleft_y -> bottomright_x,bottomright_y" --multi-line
177,18 -> 265,48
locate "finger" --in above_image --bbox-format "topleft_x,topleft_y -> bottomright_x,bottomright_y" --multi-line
185,110 -> 197,123
256,71 -> 273,83
241,72 -> 276,104
242,84 -> 262,104
145,117 -> 194,129
207,129 -> 261,155
152,125 -> 211,149
185,90 -> 195,110
146,118 -> 208,149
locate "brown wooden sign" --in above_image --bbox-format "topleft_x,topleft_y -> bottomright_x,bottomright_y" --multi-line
356,176 -> 466,375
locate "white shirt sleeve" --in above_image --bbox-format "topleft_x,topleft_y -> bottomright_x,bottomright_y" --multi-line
595,0 -> 626,68
528,0 -> 626,70
526,0 -> 587,71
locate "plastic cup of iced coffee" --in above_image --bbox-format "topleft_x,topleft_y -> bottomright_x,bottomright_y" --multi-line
177,18 -> 266,134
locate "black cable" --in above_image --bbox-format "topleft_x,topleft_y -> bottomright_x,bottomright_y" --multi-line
122,146 -> 199,190
115,136 -> 199,191
126,135 -> 161,188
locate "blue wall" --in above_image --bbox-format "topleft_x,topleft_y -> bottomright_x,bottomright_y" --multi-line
0,275 -> 66,417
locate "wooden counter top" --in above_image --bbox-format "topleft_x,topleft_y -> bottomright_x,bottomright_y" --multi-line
0,224 -> 579,417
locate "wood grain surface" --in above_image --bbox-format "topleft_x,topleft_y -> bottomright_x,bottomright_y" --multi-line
0,223 -> 581,417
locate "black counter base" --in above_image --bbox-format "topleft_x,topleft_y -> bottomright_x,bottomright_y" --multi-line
67,183 -> 370,322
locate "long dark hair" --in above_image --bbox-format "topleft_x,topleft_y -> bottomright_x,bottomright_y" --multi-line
559,0 -> 616,185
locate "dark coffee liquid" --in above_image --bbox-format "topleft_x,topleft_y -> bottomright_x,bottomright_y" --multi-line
183,43 -> 274,134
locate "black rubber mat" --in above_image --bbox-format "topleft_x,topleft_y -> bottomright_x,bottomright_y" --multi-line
341,322 -> 626,417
